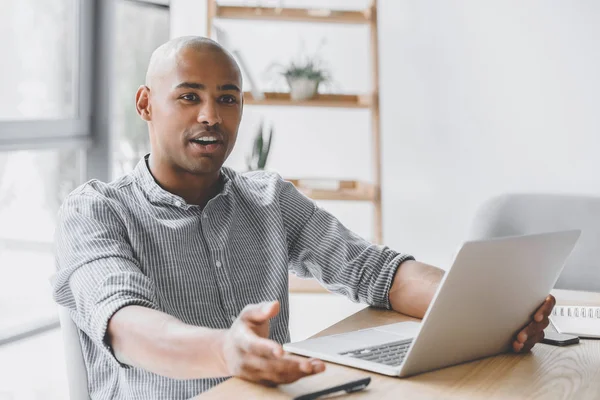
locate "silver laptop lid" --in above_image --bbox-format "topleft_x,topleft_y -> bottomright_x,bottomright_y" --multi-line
399,230 -> 580,377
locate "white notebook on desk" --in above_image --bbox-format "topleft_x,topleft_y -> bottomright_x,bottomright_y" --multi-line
550,305 -> 600,339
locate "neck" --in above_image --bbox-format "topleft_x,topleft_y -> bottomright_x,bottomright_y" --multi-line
147,154 -> 223,207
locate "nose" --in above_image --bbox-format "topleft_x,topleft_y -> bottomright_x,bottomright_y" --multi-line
197,99 -> 222,126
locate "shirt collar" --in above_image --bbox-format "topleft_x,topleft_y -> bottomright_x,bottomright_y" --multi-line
131,154 -> 234,207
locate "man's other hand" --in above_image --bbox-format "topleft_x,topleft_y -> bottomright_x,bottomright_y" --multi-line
512,295 -> 555,353
221,300 -> 326,385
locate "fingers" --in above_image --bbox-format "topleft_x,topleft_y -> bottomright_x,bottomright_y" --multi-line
243,335 -> 284,359
237,354 -> 326,385
232,319 -> 283,358
512,339 -> 524,353
513,325 -> 533,352
534,295 -> 556,323
240,301 -> 281,325
513,315 -> 550,353
228,300 -> 327,385
241,334 -> 324,375
270,355 -> 326,383
521,330 -> 545,353
280,353 -> 326,375
513,296 -> 556,353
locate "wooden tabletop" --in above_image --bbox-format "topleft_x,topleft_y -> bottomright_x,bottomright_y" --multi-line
196,289 -> 600,399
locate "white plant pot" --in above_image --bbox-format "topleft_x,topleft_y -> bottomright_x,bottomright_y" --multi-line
288,78 -> 320,101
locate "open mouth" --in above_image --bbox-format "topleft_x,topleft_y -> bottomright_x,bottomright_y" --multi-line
190,137 -> 222,146
189,136 -> 224,153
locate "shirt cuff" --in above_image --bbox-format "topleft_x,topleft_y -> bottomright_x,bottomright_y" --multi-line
370,253 -> 415,310
89,276 -> 159,368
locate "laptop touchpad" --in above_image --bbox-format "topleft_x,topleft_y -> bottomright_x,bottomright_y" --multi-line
373,321 -> 421,339
332,322 -> 421,346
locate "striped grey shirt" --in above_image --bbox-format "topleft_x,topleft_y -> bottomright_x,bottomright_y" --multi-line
52,156 -> 413,400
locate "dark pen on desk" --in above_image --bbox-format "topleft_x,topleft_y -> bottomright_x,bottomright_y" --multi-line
293,377 -> 371,400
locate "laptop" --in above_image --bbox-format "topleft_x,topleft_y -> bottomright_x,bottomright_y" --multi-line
284,230 -> 581,377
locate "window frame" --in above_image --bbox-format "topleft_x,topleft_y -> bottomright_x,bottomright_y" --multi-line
0,0 -> 170,346
0,0 -> 93,151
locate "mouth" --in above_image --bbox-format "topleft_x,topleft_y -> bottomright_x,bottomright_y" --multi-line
188,136 -> 224,154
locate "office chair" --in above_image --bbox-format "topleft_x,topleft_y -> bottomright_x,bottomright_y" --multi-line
467,193 -> 600,292
58,306 -> 91,400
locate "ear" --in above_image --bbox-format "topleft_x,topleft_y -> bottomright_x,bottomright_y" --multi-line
136,85 -> 151,121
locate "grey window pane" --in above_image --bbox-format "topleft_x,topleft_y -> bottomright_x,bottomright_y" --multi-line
0,149 -> 83,332
112,1 -> 170,177
0,0 -> 77,120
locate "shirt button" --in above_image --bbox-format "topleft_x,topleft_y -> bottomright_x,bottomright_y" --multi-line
174,200 -> 182,207
215,260 -> 222,268
230,315 -> 236,323
202,214 -> 208,219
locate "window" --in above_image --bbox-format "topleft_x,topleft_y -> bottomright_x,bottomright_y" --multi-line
0,0 -> 88,340
112,0 -> 170,177
0,2 -> 168,398
0,149 -> 84,333
0,0 -> 78,121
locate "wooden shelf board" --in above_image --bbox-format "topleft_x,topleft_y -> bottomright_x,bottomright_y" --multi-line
287,178 -> 358,190
298,188 -> 375,202
289,273 -> 328,293
288,180 -> 378,202
215,6 -> 371,24
244,92 -> 371,108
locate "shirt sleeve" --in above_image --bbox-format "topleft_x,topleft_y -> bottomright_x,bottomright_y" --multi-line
278,178 -> 414,309
51,186 -> 159,368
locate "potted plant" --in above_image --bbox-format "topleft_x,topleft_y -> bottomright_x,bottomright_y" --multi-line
281,58 -> 330,101
264,39 -> 332,101
246,120 -> 274,171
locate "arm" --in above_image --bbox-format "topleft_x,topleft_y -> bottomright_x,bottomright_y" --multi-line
388,259 -> 555,354
108,302 -> 325,381
388,260 -> 445,319
53,190 -> 163,369
279,179 -> 413,307
53,188 -> 323,383
107,305 -> 226,379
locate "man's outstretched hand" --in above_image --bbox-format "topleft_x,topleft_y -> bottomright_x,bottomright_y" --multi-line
512,295 -> 555,353
220,300 -> 326,385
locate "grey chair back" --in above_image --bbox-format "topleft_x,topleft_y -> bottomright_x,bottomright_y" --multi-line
58,306 -> 91,400
468,193 -> 600,292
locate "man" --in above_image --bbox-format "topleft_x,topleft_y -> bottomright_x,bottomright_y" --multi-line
52,37 -> 554,400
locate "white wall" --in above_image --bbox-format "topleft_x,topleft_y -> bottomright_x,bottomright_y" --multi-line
170,0 -> 208,39
379,1 -> 600,267
171,1 -> 600,267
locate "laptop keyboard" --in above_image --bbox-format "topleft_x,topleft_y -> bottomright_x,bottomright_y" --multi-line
339,339 -> 413,367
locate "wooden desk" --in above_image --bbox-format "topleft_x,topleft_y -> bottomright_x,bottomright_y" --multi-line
197,290 -> 600,399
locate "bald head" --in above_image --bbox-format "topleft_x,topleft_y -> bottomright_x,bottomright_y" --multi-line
145,36 -> 241,89
136,35 -> 244,181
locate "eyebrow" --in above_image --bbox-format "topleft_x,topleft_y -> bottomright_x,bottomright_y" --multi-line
219,84 -> 241,92
174,82 -> 205,90
174,82 -> 241,92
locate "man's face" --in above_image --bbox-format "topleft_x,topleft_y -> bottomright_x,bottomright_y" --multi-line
146,47 -> 243,176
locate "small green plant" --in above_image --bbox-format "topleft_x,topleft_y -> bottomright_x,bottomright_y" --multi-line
246,120 -> 274,171
264,40 -> 333,100
281,59 -> 329,83
276,56 -> 331,100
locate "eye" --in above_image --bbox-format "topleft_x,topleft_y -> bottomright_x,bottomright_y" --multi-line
180,93 -> 199,102
219,95 -> 238,105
